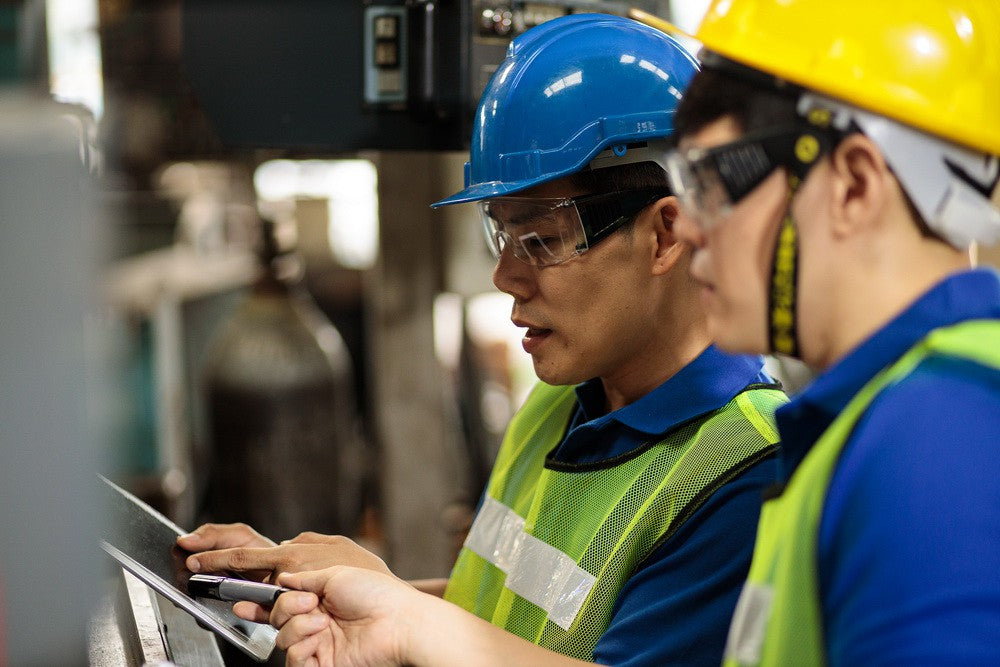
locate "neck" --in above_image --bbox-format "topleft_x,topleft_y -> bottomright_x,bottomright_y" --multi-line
601,316 -> 712,412
804,234 -> 971,369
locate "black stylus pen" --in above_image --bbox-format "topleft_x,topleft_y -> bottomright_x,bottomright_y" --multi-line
188,574 -> 293,605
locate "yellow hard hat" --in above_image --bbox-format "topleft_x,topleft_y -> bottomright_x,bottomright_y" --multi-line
695,0 -> 1000,156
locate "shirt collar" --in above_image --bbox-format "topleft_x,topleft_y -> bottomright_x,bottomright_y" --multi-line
575,345 -> 771,436
776,267 -> 1000,477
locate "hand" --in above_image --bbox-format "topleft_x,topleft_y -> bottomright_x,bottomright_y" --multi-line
177,523 -> 276,582
183,532 -> 392,586
239,568 -> 591,667
252,566 -> 414,667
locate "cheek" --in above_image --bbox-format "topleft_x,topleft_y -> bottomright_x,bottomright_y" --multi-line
564,268 -> 642,348
700,217 -> 780,353
712,221 -> 774,307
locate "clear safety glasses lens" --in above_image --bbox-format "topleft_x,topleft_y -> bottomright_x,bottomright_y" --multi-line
665,124 -> 837,231
478,197 -> 587,267
479,188 -> 670,267
664,150 -> 732,229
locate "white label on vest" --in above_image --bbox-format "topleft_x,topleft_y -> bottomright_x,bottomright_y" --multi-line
724,581 -> 774,665
463,496 -> 597,630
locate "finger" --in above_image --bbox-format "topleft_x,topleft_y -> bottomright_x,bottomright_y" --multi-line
283,531 -> 329,545
278,566 -> 344,595
175,524 -> 219,550
177,522 -> 271,551
186,547 -> 279,574
276,612 -> 328,650
316,628 -> 335,667
270,591 -> 319,629
232,601 -> 270,624
283,632 -> 322,667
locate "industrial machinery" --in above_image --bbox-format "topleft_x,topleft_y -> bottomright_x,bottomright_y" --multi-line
182,0 -> 668,151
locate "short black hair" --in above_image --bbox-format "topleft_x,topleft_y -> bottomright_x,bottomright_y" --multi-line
568,161 -> 668,233
674,65 -> 801,139
568,160 -> 668,193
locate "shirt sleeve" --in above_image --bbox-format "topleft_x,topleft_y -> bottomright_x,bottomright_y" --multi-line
820,356 -> 1000,666
592,455 -> 778,667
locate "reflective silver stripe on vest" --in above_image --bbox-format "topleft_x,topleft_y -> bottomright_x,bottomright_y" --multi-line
464,495 -> 596,630
724,581 -> 773,665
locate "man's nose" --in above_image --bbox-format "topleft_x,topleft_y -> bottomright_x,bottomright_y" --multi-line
492,243 -> 535,301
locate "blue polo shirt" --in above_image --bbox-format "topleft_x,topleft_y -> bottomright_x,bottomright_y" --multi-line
774,268 -> 1000,665
548,345 -> 778,667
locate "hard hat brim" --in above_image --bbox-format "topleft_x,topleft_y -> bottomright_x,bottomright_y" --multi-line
432,180 -> 543,208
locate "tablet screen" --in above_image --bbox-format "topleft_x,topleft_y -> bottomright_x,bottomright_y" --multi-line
98,475 -> 277,662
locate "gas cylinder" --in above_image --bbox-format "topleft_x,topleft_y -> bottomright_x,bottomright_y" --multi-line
201,220 -> 365,540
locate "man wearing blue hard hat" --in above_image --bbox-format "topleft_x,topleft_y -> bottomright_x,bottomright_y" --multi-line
219,14 -> 787,667
427,15 -> 783,665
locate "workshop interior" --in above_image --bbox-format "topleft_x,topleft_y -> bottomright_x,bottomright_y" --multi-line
1,1 -> 997,664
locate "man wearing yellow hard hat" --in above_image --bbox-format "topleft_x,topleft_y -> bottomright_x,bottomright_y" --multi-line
214,2 -> 1000,665
665,1 -> 1000,665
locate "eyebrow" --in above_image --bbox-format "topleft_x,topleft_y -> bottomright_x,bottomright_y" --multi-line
509,211 -> 550,228
496,207 -> 563,229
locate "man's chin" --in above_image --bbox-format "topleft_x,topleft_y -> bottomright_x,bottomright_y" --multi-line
531,360 -> 584,387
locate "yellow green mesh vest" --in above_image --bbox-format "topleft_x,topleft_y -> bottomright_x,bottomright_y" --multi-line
444,380 -> 787,659
723,321 -> 1000,666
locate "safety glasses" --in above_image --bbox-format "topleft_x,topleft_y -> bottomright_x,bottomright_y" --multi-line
664,123 -> 838,231
479,187 -> 669,267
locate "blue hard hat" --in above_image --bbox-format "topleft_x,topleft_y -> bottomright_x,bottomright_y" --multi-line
432,13 -> 699,208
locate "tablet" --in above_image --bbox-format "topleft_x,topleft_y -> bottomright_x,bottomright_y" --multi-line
98,474 -> 278,662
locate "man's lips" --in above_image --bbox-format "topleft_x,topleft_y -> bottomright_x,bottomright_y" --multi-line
513,318 -> 552,353
512,316 -> 549,332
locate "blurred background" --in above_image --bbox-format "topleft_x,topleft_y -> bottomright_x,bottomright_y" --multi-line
1,0 -> 996,663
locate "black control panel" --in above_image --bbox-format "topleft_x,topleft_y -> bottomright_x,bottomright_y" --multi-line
182,0 -> 667,151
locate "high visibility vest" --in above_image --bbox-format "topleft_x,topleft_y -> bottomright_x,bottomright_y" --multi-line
445,381 -> 787,659
723,320 -> 1000,667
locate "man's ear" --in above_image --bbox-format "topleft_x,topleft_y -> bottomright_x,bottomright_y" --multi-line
651,195 -> 684,275
828,134 -> 892,238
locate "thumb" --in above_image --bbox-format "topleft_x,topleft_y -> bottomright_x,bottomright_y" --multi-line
277,566 -> 345,595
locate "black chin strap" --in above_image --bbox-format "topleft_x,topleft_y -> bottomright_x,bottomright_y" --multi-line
768,174 -> 801,357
